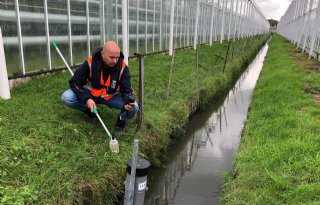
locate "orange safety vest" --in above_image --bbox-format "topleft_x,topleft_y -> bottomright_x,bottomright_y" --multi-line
87,56 -> 126,101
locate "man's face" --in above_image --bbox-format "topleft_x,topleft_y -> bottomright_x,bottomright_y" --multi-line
101,49 -> 120,68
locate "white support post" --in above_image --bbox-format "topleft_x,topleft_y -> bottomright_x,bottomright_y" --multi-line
203,2 -> 208,43
252,6 -> 257,35
302,0 -> 314,52
136,0 -> 139,52
101,0 -> 106,44
116,0 -> 119,43
200,2 -> 204,43
237,0 -> 243,40
296,0 -> 307,47
240,0 -> 247,39
179,0 -> 183,47
209,0 -> 215,46
122,0 -> 129,64
214,2 -> 218,41
182,0 -> 186,46
44,0 -> 52,70
145,0 -> 148,53
220,0 -> 227,43
159,0 -> 163,51
86,0 -> 90,56
246,2 -> 251,37
165,1 -> 169,48
193,0 -> 200,50
247,1 -> 251,36
173,0 -> 179,45
67,0 -> 73,66
233,0 -> 239,40
0,28 -> 10,99
169,0 -> 176,56
127,0 -> 129,52
15,0 -> 25,75
227,0 -> 234,40
152,0 -> 155,52
287,1 -> 294,43
198,2 -> 202,44
293,0 -> 299,19
293,0 -> 301,45
298,0 -> 307,46
302,17 -> 310,52
175,0 -> 178,45
191,3 -> 195,44
186,0 -> 191,46
245,0 -> 249,37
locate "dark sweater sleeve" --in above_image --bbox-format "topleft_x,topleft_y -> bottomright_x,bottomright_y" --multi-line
120,66 -> 133,101
69,61 -> 92,103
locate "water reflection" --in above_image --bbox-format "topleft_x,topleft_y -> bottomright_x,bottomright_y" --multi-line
145,43 -> 269,205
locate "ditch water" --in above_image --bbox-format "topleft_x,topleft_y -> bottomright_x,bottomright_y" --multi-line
144,42 -> 269,205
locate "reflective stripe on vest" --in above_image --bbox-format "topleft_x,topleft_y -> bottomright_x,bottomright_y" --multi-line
87,56 -> 126,101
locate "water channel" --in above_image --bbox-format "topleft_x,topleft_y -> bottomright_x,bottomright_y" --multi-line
144,42 -> 269,205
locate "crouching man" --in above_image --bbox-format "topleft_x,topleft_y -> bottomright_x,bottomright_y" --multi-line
61,40 -> 138,129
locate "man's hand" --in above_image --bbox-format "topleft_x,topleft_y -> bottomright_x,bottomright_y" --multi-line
86,99 -> 96,112
124,103 -> 134,111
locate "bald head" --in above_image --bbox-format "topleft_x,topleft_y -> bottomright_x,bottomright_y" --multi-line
101,41 -> 120,67
103,41 -> 120,53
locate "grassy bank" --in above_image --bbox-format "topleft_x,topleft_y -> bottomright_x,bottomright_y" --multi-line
0,35 -> 268,204
223,34 -> 320,204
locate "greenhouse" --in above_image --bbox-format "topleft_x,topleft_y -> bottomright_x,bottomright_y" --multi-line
1,0 -> 268,76
0,0 -> 319,204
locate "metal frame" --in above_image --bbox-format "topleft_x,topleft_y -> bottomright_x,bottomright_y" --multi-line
14,0 -> 25,75
193,0 -> 200,49
67,0 -> 73,66
86,0 -> 90,56
153,0 -> 156,52
44,0 -> 51,70
145,0 -> 148,53
220,0 -> 226,43
101,0 -> 106,44
136,0 -> 139,52
122,0 -> 129,63
169,0 -> 175,55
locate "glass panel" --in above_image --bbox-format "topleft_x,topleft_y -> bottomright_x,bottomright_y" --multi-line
0,0 -> 21,76
128,0 -> 137,55
163,0 -> 170,50
19,0 -> 47,73
89,0 -> 101,52
138,0 -> 146,54
105,0 -> 115,42
3,45 -> 20,76
153,0 -> 160,52
48,0 -> 69,68
71,0 -> 87,64
116,0 -> 122,49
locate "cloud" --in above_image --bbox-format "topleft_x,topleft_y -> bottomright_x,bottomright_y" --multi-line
255,0 -> 292,20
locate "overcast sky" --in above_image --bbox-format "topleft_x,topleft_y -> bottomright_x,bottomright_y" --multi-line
255,0 -> 292,20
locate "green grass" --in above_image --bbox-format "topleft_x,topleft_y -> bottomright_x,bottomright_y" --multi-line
0,35 -> 268,204
222,34 -> 320,204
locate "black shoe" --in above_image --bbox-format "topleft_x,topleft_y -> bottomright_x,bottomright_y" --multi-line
115,116 -> 126,130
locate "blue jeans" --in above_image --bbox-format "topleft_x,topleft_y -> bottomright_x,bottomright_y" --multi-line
61,89 -> 139,121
